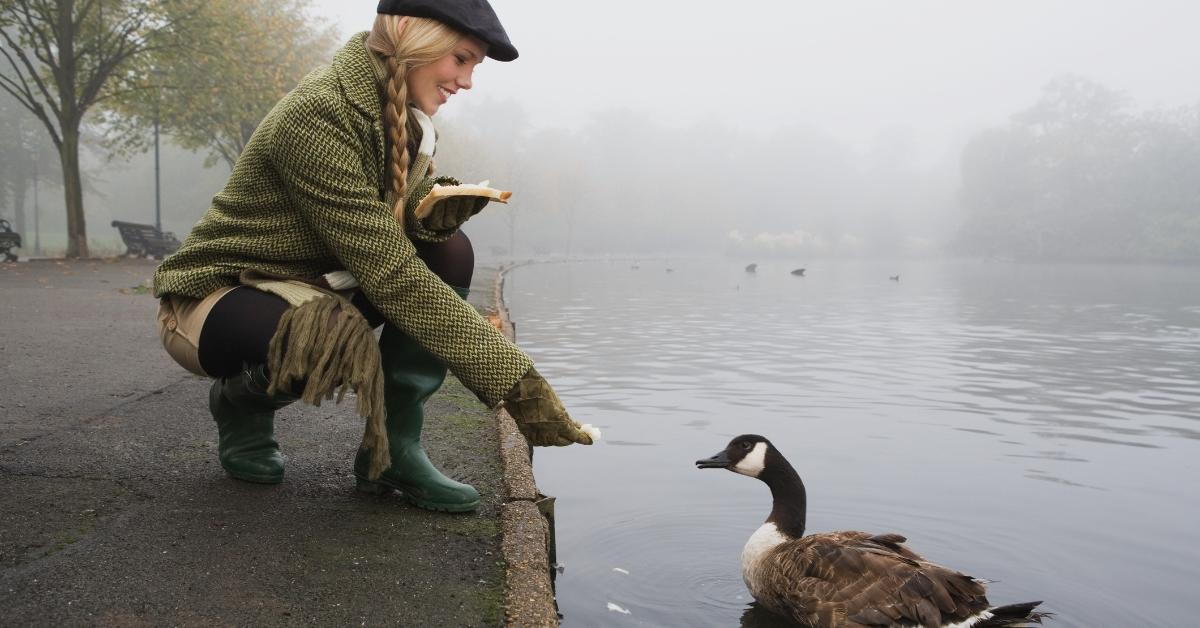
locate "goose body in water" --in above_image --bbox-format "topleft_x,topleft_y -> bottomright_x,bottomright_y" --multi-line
697,435 -> 1047,628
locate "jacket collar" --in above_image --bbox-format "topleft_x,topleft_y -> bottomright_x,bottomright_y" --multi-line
333,32 -> 383,121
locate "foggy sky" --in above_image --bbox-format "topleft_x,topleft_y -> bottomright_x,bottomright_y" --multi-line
309,1 -> 1200,165
12,1 -> 1199,258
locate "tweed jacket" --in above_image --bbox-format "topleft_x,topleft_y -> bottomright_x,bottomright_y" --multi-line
153,33 -> 532,407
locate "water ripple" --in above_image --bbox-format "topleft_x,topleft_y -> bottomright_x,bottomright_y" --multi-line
509,259 -> 1200,628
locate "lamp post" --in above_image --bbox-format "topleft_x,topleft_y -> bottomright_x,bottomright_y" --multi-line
151,67 -> 165,233
153,93 -> 161,232
33,151 -> 40,256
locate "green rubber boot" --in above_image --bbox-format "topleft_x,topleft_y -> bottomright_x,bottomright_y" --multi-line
209,364 -> 297,484
354,286 -> 481,512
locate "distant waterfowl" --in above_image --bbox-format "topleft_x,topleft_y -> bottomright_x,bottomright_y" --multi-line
791,268 -> 806,277
889,275 -> 900,282
696,435 -> 1047,628
746,263 -> 758,273
631,263 -> 640,270
666,268 -> 674,273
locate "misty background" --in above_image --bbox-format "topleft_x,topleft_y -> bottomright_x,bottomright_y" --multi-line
3,0 -> 1199,261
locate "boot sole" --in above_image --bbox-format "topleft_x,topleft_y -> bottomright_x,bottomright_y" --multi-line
224,467 -> 284,484
355,477 -> 479,513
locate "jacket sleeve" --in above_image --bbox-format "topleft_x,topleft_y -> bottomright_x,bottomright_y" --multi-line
268,94 -> 531,407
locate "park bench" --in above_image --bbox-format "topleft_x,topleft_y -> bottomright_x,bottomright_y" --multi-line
0,219 -> 21,262
111,220 -> 181,259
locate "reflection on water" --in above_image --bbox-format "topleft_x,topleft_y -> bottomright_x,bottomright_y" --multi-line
507,259 -> 1200,627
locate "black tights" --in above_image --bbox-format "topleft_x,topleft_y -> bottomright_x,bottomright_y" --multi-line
197,231 -> 475,378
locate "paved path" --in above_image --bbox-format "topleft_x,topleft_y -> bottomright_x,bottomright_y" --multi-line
0,259 -> 509,626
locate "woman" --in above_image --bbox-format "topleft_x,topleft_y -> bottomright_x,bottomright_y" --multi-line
153,0 -> 594,513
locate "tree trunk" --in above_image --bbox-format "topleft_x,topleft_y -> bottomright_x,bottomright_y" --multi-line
61,127 -> 88,258
56,0 -> 88,258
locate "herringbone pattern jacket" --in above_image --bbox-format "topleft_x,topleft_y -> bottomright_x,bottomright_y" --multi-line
154,33 -> 532,406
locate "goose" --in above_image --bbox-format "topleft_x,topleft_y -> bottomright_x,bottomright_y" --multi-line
746,263 -> 759,273
791,268 -> 807,277
696,435 -> 1047,628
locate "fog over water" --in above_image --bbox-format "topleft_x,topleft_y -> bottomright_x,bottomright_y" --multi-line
295,1 -> 1200,261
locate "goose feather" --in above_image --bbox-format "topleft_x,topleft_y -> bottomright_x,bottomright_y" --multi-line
752,530 -> 993,627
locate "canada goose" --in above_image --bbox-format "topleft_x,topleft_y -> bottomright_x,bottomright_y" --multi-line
890,275 -> 900,282
746,263 -> 758,273
696,435 -> 1047,627
791,268 -> 806,277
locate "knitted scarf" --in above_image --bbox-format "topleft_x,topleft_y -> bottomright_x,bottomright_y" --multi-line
239,270 -> 389,480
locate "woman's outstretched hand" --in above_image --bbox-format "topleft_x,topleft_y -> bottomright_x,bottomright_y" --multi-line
502,366 -> 599,446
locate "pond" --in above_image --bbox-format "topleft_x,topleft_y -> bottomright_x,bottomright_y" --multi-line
505,258 -> 1200,628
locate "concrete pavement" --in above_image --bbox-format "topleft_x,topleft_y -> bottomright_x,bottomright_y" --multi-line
0,258 -> 554,626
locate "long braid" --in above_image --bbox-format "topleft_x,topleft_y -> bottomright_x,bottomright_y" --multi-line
366,14 -> 461,227
382,55 -> 411,226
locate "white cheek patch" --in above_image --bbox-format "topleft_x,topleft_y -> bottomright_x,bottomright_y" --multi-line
733,442 -> 767,477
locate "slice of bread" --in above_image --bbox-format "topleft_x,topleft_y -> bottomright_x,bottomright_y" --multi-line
414,180 -> 512,220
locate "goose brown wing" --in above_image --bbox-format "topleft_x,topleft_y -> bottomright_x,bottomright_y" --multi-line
755,532 -> 990,628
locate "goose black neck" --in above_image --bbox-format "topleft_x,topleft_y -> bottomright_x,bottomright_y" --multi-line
761,448 -> 807,538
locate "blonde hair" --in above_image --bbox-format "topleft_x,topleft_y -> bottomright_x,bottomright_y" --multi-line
366,15 -> 462,225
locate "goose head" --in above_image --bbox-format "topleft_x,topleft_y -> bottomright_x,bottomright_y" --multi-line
696,434 -> 773,478
697,434 -> 808,539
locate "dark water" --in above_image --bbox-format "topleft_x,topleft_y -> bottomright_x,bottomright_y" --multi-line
505,258 -> 1200,628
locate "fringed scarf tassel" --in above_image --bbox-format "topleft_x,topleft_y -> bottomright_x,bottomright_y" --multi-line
264,296 -> 391,480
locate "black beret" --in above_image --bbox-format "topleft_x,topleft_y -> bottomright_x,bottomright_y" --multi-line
377,0 -> 518,62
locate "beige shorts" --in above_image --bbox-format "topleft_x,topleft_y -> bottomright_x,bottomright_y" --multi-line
156,286 -> 238,377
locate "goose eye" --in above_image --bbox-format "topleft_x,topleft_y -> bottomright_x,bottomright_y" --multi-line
741,442 -> 752,450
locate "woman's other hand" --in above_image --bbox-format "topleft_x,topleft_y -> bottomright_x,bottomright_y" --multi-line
422,194 -> 489,231
405,175 -> 489,234
503,367 -> 598,446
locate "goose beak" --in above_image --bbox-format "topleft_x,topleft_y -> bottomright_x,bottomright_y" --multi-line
696,450 -> 730,469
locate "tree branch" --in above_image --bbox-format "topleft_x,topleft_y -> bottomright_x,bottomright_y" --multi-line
0,26 -> 64,124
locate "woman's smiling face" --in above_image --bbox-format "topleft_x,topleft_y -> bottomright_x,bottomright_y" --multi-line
406,36 -> 487,116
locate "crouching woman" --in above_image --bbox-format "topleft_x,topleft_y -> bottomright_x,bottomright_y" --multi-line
152,0 -> 594,513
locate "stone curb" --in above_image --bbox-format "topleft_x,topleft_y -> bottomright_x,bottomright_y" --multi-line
483,264 -> 559,627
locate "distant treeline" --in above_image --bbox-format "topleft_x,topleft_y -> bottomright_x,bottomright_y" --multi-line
954,75 -> 1200,262
441,74 -> 1200,262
